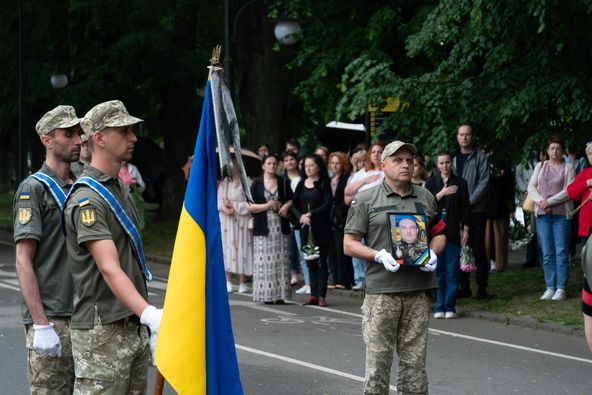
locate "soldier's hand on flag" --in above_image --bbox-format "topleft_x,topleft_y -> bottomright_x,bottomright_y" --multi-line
420,249 -> 438,272
375,249 -> 400,272
141,305 -> 163,363
33,322 -> 62,357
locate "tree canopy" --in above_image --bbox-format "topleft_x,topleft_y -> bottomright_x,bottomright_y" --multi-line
2,0 -> 591,195
275,0 -> 592,162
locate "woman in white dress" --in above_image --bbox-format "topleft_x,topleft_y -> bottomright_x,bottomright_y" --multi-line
217,160 -> 253,293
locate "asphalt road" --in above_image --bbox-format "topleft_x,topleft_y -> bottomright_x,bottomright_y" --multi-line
1,236 -> 591,394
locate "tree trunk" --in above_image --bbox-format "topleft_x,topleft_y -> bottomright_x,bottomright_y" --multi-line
234,2 -> 286,153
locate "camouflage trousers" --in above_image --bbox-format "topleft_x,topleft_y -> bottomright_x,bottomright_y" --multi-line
25,317 -> 75,394
362,292 -> 430,395
70,315 -> 149,395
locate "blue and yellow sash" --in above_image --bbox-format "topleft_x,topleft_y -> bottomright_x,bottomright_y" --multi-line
66,176 -> 153,281
30,172 -> 68,209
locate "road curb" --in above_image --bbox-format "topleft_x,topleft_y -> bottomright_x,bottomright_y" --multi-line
461,310 -> 585,338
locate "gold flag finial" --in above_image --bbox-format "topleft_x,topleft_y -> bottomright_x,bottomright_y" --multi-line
209,46 -> 223,71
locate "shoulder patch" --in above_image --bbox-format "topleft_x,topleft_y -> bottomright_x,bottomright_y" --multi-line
19,192 -> 30,200
351,199 -> 357,205
17,207 -> 32,225
78,197 -> 90,207
80,207 -> 97,227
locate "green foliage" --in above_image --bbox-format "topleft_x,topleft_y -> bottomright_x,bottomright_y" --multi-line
274,0 -> 592,159
0,0 -> 223,190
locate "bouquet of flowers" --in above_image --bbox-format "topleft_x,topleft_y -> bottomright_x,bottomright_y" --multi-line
460,245 -> 477,273
301,205 -> 320,261
302,224 -> 320,260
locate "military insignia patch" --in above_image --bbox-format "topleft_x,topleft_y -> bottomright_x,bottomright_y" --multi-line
80,208 -> 96,226
18,207 -> 32,224
79,197 -> 90,207
19,192 -> 30,200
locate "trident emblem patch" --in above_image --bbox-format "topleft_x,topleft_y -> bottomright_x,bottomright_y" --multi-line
18,208 -> 32,225
80,208 -> 96,226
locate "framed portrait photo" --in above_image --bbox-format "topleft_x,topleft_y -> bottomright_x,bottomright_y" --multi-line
385,212 -> 430,266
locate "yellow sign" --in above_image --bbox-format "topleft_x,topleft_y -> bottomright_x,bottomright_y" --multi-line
367,97 -> 410,138
18,208 -> 32,225
80,208 -> 96,226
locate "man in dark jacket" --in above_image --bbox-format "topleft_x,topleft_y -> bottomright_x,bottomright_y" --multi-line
453,124 -> 491,299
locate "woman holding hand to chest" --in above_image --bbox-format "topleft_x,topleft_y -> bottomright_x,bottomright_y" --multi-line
249,154 -> 293,304
426,151 -> 470,319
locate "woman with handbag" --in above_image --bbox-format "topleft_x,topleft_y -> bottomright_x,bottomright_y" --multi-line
527,136 -> 576,301
249,154 -> 293,304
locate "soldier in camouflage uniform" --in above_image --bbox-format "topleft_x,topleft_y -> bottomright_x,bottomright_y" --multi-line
14,105 -> 82,394
344,141 -> 447,395
63,100 -> 162,394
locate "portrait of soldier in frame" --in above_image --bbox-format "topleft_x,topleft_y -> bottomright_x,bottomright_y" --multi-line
386,213 -> 430,266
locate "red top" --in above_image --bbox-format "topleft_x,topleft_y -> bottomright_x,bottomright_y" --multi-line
566,167 -> 592,237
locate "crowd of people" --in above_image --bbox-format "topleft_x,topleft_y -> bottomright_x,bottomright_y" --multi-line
221,127 -> 592,316
14,103 -> 592,395
220,125 -> 592,394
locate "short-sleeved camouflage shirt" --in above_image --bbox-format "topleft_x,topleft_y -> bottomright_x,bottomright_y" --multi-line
344,181 -> 445,293
13,164 -> 74,323
64,165 -> 147,329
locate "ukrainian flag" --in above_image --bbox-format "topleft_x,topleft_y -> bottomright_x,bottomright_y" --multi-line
155,79 -> 243,394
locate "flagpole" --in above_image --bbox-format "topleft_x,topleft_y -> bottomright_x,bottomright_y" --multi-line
153,370 -> 165,395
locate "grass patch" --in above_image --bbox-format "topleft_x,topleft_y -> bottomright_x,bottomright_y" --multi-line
457,264 -> 584,329
142,218 -> 178,259
0,192 -> 13,228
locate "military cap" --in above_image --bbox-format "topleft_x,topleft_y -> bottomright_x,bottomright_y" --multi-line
381,140 -> 417,161
80,118 -> 93,142
35,105 -> 81,136
80,100 -> 143,135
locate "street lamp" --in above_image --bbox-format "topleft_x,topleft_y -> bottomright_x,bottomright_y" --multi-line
50,74 -> 68,89
223,0 -> 302,97
274,21 -> 301,45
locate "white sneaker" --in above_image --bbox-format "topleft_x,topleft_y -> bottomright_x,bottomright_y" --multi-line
295,284 -> 310,294
445,312 -> 458,319
433,312 -> 445,319
352,283 -> 364,290
226,282 -> 233,293
490,260 -> 496,272
238,283 -> 248,293
551,288 -> 566,301
540,288 -> 555,300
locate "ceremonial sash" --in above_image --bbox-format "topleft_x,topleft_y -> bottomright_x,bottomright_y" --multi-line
30,172 -> 68,209
66,176 -> 153,281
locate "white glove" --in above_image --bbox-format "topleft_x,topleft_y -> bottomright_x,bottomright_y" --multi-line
140,305 -> 163,364
420,249 -> 437,272
33,323 -> 62,357
374,249 -> 400,272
